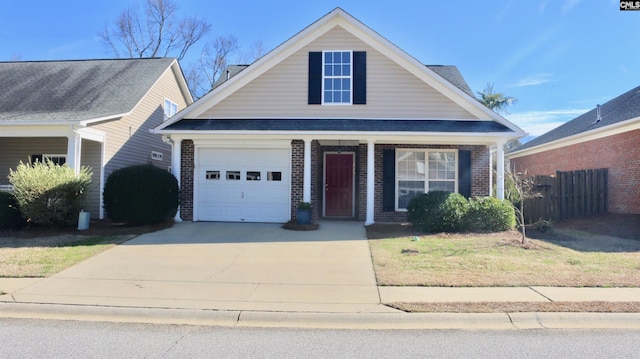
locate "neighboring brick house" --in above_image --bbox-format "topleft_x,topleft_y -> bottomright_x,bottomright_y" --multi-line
509,86 -> 640,214
0,58 -> 192,218
154,8 -> 523,224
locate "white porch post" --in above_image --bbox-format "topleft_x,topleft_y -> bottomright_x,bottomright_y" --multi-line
171,137 -> 183,222
66,130 -> 81,174
496,141 -> 505,200
303,138 -> 312,203
365,139 -> 375,225
489,145 -> 494,196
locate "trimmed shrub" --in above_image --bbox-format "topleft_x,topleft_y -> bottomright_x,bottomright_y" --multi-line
8,160 -> 92,227
0,191 -> 25,229
464,197 -> 516,232
103,164 -> 178,225
407,191 -> 469,233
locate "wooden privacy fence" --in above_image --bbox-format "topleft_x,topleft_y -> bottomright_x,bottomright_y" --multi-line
524,168 -> 608,223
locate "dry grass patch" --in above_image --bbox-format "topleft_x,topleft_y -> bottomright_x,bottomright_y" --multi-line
368,229 -> 640,287
390,301 -> 640,313
0,235 -> 134,278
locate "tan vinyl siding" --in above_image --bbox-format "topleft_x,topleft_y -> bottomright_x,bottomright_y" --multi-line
199,26 -> 476,120
80,139 -> 102,217
0,137 -> 67,185
89,66 -> 189,180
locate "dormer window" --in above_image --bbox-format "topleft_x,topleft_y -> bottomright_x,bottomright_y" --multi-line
323,51 -> 352,104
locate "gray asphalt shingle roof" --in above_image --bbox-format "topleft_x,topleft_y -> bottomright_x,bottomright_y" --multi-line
514,85 -> 640,152
0,58 -> 176,123
165,118 -> 512,133
426,65 -> 474,98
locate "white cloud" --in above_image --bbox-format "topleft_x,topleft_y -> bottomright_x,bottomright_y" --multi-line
505,108 -> 589,136
512,73 -> 553,87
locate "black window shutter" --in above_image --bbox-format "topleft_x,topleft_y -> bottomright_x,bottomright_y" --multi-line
458,150 -> 472,199
382,149 -> 395,211
308,52 -> 322,104
353,51 -> 366,104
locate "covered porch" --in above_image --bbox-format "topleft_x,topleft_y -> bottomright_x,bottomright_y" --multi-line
0,125 -> 106,218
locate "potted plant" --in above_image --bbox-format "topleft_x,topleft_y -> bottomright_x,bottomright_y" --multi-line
296,201 -> 312,225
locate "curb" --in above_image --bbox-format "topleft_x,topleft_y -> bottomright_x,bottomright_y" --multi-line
2,302 -> 640,330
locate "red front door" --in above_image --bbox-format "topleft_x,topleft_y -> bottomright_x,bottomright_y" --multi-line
325,153 -> 354,217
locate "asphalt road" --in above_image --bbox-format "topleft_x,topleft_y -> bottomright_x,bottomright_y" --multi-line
2,318 -> 640,358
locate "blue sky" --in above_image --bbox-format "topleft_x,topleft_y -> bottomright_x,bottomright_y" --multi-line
1,0 -> 638,137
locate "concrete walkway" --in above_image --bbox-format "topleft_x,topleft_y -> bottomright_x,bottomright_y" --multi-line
2,221 -> 640,329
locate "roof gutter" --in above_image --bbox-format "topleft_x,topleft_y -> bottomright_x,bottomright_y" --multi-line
508,116 -> 640,158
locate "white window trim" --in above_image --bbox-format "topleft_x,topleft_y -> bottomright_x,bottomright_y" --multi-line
164,98 -> 178,120
395,149 -> 458,211
321,50 -> 353,105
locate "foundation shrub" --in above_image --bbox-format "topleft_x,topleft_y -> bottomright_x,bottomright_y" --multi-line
407,191 -> 469,233
103,164 -> 178,225
464,197 -> 516,232
8,160 -> 92,227
0,191 -> 25,229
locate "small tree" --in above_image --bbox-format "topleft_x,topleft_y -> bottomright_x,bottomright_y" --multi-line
505,169 -> 542,243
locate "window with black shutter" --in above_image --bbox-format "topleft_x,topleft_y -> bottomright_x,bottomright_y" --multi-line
308,51 -> 366,105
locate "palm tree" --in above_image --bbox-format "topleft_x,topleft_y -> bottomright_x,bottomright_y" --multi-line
477,83 -> 516,114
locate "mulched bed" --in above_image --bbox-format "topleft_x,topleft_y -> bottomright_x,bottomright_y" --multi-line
282,220 -> 320,231
0,219 -> 174,239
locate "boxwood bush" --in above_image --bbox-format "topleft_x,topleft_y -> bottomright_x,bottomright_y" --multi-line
8,160 -> 92,226
408,192 -> 516,233
464,196 -> 516,232
0,191 -> 25,229
103,164 -> 178,225
407,191 -> 469,233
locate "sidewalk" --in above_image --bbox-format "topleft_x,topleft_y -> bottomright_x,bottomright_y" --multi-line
2,278 -> 640,330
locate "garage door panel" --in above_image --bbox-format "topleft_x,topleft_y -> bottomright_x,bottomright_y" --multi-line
196,148 -> 291,223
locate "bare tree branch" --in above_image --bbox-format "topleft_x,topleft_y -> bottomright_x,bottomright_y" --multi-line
99,0 -> 210,60
186,35 -> 239,99
505,169 -> 543,244
237,40 -> 267,64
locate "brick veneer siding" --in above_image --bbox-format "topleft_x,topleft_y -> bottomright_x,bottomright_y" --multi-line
510,129 -> 640,214
180,140 -> 194,221
290,140 -> 321,222
290,140 -> 304,220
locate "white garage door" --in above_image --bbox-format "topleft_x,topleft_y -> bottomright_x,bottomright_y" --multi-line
196,148 -> 290,223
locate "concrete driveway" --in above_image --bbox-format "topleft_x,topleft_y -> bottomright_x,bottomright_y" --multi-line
9,221 -> 395,313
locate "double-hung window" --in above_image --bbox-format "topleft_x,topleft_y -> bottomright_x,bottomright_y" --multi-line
323,51 -> 352,104
164,99 -> 178,120
396,149 -> 457,210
